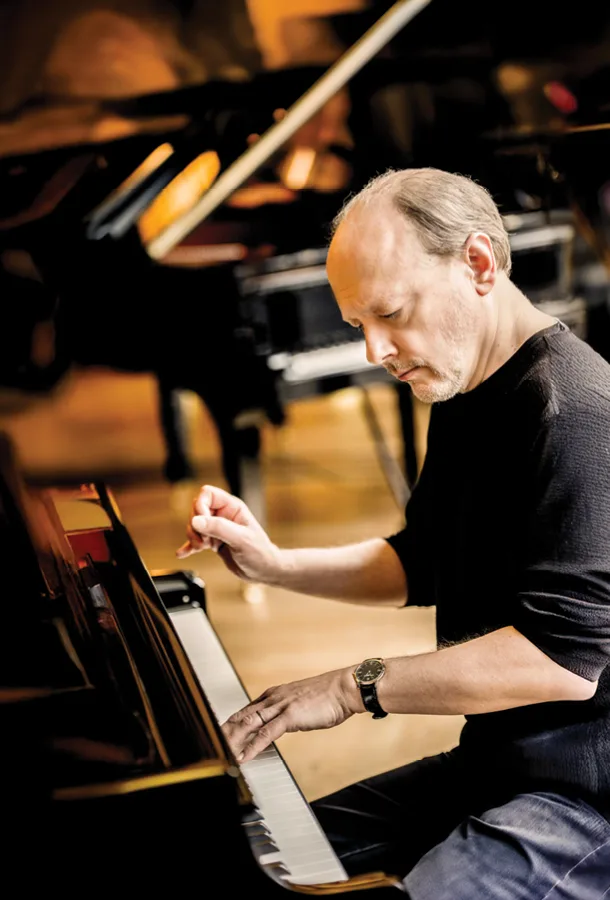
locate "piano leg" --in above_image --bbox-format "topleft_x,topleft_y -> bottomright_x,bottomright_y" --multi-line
157,377 -> 195,483
155,377 -> 268,528
157,377 -> 422,533
359,384 -> 411,509
230,409 -> 268,530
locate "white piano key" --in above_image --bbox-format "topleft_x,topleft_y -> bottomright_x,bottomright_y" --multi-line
268,340 -> 378,383
169,605 -> 348,887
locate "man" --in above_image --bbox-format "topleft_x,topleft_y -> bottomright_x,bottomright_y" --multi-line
176,168 -> 610,897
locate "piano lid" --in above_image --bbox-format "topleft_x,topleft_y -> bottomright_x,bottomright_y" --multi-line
0,0 -> 606,171
1,0 -> 609,229
0,0 -> 263,159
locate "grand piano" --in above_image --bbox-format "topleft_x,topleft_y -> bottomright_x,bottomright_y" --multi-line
0,432 -> 401,893
2,0 -> 610,892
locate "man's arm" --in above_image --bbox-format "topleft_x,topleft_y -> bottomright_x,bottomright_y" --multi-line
373,625 -> 597,716
270,538 -> 407,606
176,484 -> 407,605
224,625 -> 597,763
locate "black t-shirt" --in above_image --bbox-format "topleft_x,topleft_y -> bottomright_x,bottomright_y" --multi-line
387,321 -> 610,814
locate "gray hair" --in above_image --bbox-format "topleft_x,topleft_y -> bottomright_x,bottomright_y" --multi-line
331,168 -> 512,275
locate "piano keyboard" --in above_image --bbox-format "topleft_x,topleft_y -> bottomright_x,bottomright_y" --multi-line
168,604 -> 349,887
239,263 -> 329,296
268,340 -> 384,384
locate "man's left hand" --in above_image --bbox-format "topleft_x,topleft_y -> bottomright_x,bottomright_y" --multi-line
222,668 -> 359,763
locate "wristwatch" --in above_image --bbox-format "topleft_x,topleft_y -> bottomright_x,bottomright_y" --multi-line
353,657 -> 388,719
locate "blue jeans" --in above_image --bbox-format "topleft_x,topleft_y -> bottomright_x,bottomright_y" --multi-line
310,748 -> 610,898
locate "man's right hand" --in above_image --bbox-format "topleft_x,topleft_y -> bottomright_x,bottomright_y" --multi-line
176,484 -> 283,585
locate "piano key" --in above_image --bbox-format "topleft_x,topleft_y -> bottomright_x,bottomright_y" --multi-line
268,340 -> 383,383
239,262 -> 329,295
169,605 -> 349,887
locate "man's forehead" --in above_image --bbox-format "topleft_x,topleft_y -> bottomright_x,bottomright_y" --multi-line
329,208 -> 422,265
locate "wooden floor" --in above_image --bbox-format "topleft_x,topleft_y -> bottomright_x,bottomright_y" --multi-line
0,365 -> 463,801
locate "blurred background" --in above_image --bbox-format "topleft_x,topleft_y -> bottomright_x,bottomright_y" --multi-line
2,0 -> 610,808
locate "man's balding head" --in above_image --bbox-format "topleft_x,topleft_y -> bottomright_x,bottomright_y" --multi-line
330,167 -> 511,276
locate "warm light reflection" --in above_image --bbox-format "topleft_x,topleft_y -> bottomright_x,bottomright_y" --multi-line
330,387 -> 361,410
137,151 -> 221,244
120,142 -> 174,193
281,146 -> 317,190
160,244 -> 247,267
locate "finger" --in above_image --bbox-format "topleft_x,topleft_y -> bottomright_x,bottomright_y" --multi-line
198,484 -> 254,525
175,537 -> 208,558
186,522 -> 207,546
194,487 -> 212,518
185,502 -> 224,553
191,514 -> 247,549
176,517 -> 210,558
176,540 -> 195,559
222,705 -> 279,761
191,493 -> 224,552
237,712 -> 285,763
175,532 -> 221,559
222,707 -> 262,758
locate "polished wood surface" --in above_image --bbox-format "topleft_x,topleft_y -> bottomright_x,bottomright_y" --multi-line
0,367 -> 462,801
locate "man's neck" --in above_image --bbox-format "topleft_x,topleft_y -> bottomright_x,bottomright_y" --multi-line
471,278 -> 558,389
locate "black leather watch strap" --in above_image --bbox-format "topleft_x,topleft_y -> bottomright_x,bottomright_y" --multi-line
360,682 -> 388,719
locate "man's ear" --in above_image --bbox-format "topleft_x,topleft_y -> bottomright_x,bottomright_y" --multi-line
464,233 -> 496,295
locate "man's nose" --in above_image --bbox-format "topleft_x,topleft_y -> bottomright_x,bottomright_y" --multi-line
364,327 -> 395,366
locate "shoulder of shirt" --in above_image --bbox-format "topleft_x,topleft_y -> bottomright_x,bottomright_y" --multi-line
516,327 -> 610,406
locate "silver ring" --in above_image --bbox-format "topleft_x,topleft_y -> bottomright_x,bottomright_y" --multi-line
256,710 -> 265,727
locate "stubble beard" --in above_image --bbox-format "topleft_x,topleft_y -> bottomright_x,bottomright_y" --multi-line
388,293 -> 477,404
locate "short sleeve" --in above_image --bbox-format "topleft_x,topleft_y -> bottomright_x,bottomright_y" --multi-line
385,474 -> 435,609
513,407 -> 610,682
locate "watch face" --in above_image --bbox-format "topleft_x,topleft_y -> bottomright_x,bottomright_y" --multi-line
355,658 -> 385,684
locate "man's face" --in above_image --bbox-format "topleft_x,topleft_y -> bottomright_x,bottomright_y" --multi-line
327,208 -> 487,404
